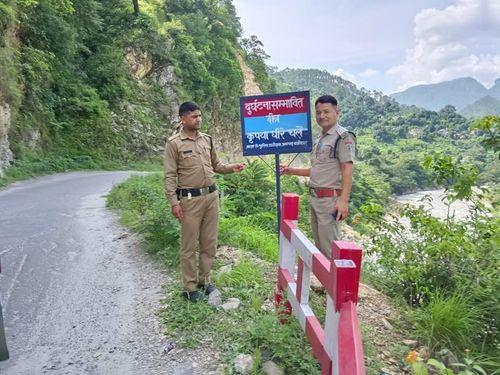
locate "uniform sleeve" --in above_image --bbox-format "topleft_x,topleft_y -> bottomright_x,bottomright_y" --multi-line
164,141 -> 180,206
337,133 -> 356,163
210,138 -> 234,174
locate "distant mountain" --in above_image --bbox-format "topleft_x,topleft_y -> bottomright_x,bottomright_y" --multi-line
270,68 -> 470,136
391,77 -> 489,111
488,78 -> 500,100
460,95 -> 500,118
270,68 -> 404,131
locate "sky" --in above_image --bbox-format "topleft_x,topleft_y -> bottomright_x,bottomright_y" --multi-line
233,0 -> 500,94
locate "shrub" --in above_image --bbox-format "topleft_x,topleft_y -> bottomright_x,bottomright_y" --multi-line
413,292 -> 483,352
359,154 -> 499,353
217,159 -> 275,216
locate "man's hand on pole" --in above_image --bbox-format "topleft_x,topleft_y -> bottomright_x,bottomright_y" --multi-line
279,164 -> 290,175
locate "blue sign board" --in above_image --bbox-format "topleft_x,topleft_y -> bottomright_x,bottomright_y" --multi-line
240,91 -> 312,156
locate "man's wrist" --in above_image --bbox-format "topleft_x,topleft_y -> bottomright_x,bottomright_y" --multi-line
338,196 -> 349,204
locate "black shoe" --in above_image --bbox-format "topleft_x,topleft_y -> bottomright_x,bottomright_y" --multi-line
197,283 -> 217,295
183,290 -> 202,302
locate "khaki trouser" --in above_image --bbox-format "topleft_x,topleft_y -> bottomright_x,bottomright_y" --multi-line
179,191 -> 219,291
310,195 -> 341,258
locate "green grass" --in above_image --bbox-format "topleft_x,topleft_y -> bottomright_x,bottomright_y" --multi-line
219,217 -> 278,262
413,291 -> 484,353
107,174 -> 322,373
157,254 -> 320,374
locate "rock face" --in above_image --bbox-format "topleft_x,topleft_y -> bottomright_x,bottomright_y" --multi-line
153,64 -> 179,125
0,101 -> 13,177
124,45 -> 178,127
125,47 -> 153,80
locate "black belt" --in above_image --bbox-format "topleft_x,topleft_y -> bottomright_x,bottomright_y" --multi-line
177,184 -> 216,198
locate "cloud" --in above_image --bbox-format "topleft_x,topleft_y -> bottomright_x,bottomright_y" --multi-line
332,68 -> 359,85
387,0 -> 500,91
359,68 -> 380,78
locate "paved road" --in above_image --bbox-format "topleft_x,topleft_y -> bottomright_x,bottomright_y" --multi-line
0,172 -> 208,375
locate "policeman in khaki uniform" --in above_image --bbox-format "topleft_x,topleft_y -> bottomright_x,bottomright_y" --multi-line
164,102 -> 245,302
281,95 -> 355,258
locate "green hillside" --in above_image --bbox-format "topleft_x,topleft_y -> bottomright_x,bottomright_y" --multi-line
271,68 -> 499,199
0,0 -> 266,177
460,95 -> 500,118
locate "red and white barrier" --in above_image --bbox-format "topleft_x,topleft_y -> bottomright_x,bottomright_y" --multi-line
275,193 -> 365,375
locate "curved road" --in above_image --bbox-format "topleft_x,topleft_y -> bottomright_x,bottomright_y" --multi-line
0,172 -> 216,375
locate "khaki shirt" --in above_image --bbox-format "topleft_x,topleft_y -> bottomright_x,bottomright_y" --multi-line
164,130 -> 233,206
309,124 -> 356,189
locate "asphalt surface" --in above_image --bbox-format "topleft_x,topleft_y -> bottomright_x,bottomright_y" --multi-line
0,171 -> 208,375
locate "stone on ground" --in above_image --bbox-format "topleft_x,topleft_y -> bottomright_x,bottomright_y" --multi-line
262,360 -> 284,375
234,353 -> 253,374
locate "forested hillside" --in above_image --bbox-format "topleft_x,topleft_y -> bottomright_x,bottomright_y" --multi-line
272,68 -> 499,201
2,0 -> 496,199
0,0 -> 271,179
460,95 -> 500,118
390,77 -> 490,111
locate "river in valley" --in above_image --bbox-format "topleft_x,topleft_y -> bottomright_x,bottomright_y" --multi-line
395,188 -> 472,220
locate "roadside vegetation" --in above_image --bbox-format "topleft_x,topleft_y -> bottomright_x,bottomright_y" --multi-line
107,116 -> 499,374
356,117 -> 499,373
0,0 -> 254,183
107,168 -> 322,374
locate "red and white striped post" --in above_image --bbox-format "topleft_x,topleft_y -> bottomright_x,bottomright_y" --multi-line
275,193 -> 365,375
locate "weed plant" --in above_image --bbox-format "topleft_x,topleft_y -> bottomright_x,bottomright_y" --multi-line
413,292 -> 483,352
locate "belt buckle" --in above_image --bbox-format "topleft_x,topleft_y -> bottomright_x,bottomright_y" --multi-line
309,187 -> 317,198
200,187 -> 208,195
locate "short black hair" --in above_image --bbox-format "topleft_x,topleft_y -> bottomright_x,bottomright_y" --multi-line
315,95 -> 338,107
179,101 -> 200,117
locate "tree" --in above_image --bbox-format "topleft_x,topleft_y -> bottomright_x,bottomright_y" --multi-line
132,0 -> 139,16
472,115 -> 499,158
241,35 -> 269,60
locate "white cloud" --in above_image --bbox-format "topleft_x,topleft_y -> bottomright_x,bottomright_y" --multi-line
332,68 -> 359,85
387,0 -> 500,91
359,68 -> 380,78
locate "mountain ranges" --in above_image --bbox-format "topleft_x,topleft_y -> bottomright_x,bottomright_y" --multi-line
391,77 -> 500,117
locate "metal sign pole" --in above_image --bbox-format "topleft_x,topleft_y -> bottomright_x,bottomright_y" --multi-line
275,153 -> 281,243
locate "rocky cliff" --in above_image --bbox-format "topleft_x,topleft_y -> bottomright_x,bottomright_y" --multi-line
0,101 -> 13,176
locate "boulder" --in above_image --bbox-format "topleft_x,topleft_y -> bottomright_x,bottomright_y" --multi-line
234,353 -> 253,374
222,298 -> 241,311
262,360 -> 284,375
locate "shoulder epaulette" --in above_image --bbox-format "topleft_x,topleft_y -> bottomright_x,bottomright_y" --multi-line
200,132 -> 211,139
168,133 -> 180,142
331,125 -> 356,158
202,133 -> 214,152
335,124 -> 350,138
